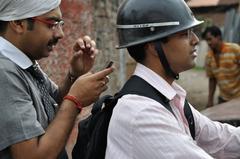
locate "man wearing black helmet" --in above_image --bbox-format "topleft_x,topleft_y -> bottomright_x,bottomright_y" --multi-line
106,0 -> 240,158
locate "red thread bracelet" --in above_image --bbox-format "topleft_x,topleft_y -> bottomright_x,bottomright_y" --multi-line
63,95 -> 83,111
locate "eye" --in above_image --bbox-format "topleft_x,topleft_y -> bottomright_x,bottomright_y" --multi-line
49,20 -> 64,29
178,31 -> 189,37
46,20 -> 58,28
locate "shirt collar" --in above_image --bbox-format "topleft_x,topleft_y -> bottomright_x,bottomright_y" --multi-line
133,63 -> 186,101
0,36 -> 33,69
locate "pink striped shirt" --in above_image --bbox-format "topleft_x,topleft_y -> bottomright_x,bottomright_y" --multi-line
106,63 -> 240,159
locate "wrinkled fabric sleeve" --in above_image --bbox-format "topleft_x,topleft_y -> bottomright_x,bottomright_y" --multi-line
0,68 -> 44,151
193,105 -> 240,159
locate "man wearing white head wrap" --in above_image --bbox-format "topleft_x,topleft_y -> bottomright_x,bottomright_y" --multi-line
0,0 -> 114,159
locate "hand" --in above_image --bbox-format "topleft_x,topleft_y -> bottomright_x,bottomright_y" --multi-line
68,67 -> 114,107
70,35 -> 98,77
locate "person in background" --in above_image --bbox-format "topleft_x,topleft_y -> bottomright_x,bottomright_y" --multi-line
202,25 -> 240,107
106,0 -> 240,158
0,0 -> 114,158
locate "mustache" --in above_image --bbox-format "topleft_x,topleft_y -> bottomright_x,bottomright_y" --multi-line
48,38 -> 59,46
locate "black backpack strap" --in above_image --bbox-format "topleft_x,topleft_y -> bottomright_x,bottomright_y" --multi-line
184,100 -> 195,140
117,75 -> 195,139
116,75 -> 175,115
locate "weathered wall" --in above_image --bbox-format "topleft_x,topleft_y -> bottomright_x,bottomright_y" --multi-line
197,12 -> 226,26
92,0 -> 122,94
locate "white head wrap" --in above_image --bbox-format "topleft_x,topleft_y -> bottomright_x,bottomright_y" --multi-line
0,0 -> 61,21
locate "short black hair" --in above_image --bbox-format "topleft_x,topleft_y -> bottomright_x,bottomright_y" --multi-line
0,21 -> 8,34
0,19 -> 35,34
202,25 -> 222,39
127,43 -> 146,63
26,19 -> 35,30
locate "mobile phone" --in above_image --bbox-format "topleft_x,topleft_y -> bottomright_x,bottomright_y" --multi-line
105,61 -> 114,68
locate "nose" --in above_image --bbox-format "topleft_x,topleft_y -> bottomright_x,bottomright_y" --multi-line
54,26 -> 64,39
190,32 -> 199,45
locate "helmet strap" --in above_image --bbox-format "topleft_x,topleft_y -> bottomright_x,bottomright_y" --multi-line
154,41 -> 179,80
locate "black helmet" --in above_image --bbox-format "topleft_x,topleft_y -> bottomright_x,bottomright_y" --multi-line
116,0 -> 203,48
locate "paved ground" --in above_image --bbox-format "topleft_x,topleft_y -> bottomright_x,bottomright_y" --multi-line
177,68 -> 218,111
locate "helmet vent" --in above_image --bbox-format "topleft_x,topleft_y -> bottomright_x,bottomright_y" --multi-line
150,27 -> 155,32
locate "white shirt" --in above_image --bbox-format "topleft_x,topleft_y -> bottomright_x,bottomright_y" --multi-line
106,63 -> 240,159
0,36 -> 33,69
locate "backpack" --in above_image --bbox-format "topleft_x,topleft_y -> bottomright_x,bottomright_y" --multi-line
72,75 -> 195,159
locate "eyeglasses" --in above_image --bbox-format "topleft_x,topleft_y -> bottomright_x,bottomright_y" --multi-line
30,17 -> 64,30
173,28 -> 195,40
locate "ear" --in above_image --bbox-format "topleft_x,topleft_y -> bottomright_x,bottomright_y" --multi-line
145,42 -> 159,57
8,20 -> 27,34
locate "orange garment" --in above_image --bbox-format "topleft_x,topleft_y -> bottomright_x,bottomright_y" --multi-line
205,42 -> 240,101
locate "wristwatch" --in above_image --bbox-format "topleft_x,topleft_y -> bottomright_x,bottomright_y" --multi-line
68,71 -> 78,83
